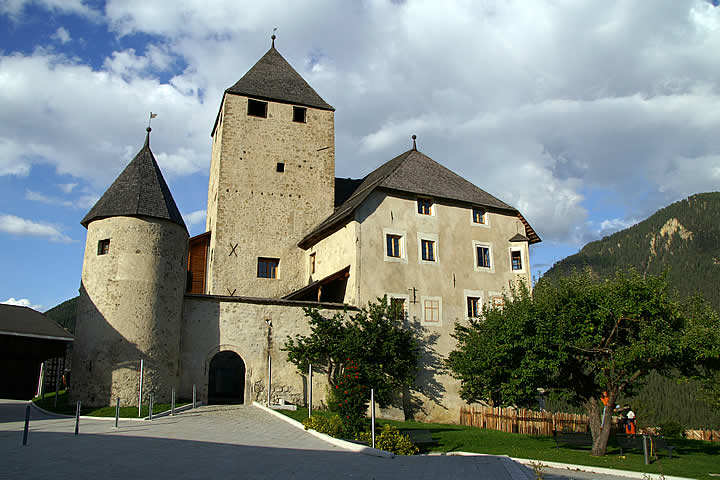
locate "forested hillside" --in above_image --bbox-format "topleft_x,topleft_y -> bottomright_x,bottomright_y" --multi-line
45,296 -> 78,334
544,192 -> 720,311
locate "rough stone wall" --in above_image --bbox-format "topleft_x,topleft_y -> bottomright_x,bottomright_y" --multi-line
179,297 -> 347,407
71,216 -> 188,406
205,94 -> 335,298
205,104 -> 225,294
352,191 -> 532,423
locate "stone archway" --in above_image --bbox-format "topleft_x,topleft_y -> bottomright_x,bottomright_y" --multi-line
208,350 -> 246,404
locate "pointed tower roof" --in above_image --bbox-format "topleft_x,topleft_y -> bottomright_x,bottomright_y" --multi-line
300,147 -> 541,248
225,44 -> 334,111
81,128 -> 187,231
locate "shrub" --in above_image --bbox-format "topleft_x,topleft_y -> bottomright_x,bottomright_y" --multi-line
657,420 -> 685,438
302,414 -> 344,438
357,424 -> 419,455
335,359 -> 369,436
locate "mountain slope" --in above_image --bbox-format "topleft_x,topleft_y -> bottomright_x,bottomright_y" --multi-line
45,296 -> 78,334
544,192 -> 720,311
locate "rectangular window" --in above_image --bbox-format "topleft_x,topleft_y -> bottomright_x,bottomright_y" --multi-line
467,297 -> 480,318
477,246 -> 491,268
511,250 -> 522,271
421,239 -> 435,261
390,297 -> 407,320
309,253 -> 316,274
472,207 -> 486,224
424,299 -> 440,323
386,234 -> 402,258
293,106 -> 307,123
247,99 -> 268,118
417,198 -> 432,215
97,239 -> 110,255
276,162 -> 285,172
257,257 -> 279,278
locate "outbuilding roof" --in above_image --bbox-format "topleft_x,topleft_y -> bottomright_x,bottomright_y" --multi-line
0,304 -> 73,341
299,148 -> 541,248
81,129 -> 187,230
225,45 -> 334,111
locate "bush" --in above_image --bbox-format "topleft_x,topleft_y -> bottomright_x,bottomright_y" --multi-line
657,420 -> 685,438
302,414 -> 344,438
357,424 -> 419,455
334,359 -> 369,436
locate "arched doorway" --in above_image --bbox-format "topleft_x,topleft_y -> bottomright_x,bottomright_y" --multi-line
208,351 -> 245,404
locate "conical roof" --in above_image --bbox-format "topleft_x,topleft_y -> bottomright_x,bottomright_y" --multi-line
81,129 -> 187,231
225,46 -> 334,111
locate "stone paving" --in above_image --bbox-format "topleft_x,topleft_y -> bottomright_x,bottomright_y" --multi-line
0,400 -> 643,480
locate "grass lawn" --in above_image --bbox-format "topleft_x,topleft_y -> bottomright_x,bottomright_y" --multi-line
280,409 -> 720,480
33,390 -> 189,418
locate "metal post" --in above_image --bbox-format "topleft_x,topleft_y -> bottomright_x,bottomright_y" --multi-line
22,405 -> 30,446
171,388 -> 176,415
308,364 -> 313,418
267,353 -> 272,407
138,359 -> 144,418
114,398 -> 120,428
74,401 -> 81,435
54,358 -> 61,408
40,362 -> 46,402
371,388 -> 376,449
643,434 -> 650,465
193,384 -> 196,409
149,394 -> 154,420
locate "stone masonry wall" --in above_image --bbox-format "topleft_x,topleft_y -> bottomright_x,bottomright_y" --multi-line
71,216 -> 188,406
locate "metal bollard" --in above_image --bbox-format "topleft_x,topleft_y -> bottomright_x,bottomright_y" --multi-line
371,388 -> 376,449
643,434 -> 650,465
193,384 -> 196,409
308,364 -> 312,419
74,401 -> 81,435
149,394 -> 154,420
114,398 -> 120,428
22,405 -> 31,446
171,388 -> 175,415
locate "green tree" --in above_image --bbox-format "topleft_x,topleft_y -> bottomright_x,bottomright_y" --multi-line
447,269 -> 720,456
284,297 -> 419,434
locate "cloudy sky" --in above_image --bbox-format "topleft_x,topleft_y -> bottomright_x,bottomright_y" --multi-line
1,0 -> 719,312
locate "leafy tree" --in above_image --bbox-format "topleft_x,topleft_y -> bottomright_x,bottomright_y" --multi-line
447,269 -> 720,456
284,297 -> 419,433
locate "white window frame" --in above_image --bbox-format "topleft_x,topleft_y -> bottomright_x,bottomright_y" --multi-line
473,241 -> 495,273
420,296 -> 442,326
415,196 -> 436,217
470,207 -> 490,228
488,291 -> 504,309
417,232 -> 439,265
509,246 -> 526,273
464,289 -> 483,320
388,293 -> 410,321
383,228 -> 408,263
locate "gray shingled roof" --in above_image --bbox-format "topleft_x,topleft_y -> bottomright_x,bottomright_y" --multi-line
299,149 -> 540,248
0,304 -> 73,341
225,46 -> 334,111
81,130 -> 187,230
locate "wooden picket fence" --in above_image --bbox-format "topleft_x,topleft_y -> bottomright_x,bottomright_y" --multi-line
684,429 -> 720,442
460,405 -> 595,436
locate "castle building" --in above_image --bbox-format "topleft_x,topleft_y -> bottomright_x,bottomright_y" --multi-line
71,38 -> 540,422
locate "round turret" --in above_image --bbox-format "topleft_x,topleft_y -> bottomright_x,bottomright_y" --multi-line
71,129 -> 189,406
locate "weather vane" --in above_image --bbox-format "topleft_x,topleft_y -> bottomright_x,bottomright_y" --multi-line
272,27 -> 277,47
148,112 -> 158,129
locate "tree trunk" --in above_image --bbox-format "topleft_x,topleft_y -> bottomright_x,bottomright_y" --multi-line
586,390 -> 617,456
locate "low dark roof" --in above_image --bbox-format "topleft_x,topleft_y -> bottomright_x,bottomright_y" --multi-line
300,149 -> 541,248
81,130 -> 187,231
0,304 -> 74,341
334,178 -> 364,207
283,266 -> 351,301
226,46 -> 334,111
509,233 -> 530,242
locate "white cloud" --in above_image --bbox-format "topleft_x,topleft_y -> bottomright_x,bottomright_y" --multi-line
2,297 -> 43,310
1,0 -> 99,19
58,183 -> 78,193
51,26 -> 71,44
25,189 -> 74,207
183,209 -> 206,226
0,213 -> 72,242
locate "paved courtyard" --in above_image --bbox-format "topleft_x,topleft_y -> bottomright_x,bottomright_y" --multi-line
0,400 -> 640,480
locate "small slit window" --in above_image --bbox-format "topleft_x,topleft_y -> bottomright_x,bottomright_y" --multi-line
309,253 -> 316,274
247,99 -> 268,118
97,239 -> 110,255
293,106 -> 307,123
276,162 -> 285,172
258,258 -> 279,278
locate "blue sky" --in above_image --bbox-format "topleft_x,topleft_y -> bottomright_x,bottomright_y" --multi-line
1,0 -> 719,311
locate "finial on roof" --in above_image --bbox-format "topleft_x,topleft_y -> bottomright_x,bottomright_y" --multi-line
412,134 -> 417,151
272,27 -> 277,48
146,112 -> 157,147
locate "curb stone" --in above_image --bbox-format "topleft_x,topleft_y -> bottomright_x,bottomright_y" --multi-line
252,401 -> 394,458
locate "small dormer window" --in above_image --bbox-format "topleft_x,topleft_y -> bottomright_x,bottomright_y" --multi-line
98,239 -> 110,255
293,106 -> 307,123
248,99 -> 267,118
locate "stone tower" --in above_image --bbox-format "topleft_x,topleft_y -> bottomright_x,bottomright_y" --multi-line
71,128 -> 189,406
205,38 -> 336,298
